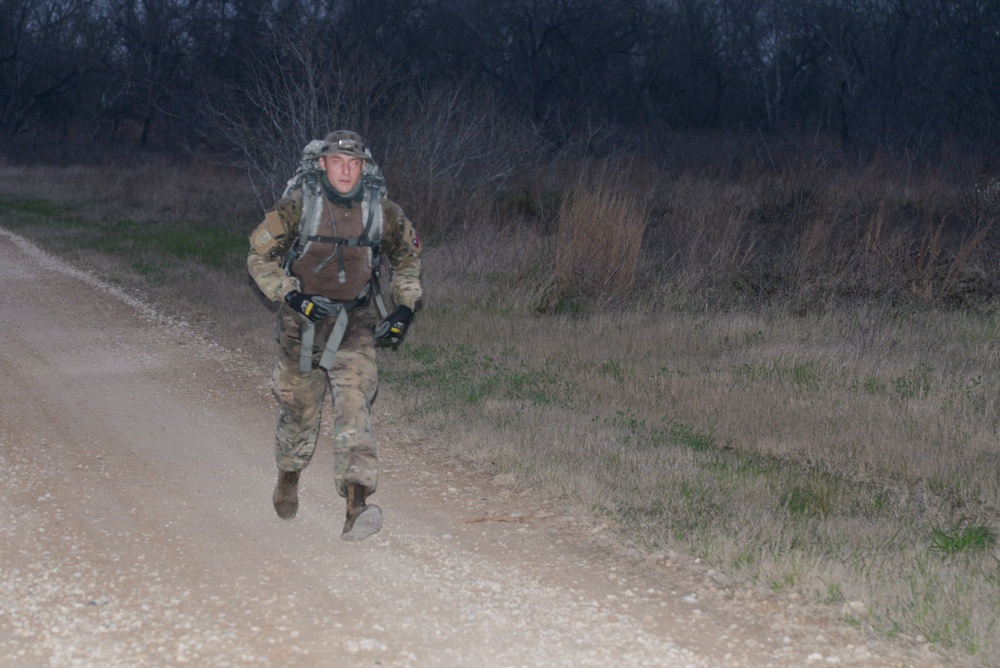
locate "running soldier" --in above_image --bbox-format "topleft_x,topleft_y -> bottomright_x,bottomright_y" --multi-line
247,130 -> 422,541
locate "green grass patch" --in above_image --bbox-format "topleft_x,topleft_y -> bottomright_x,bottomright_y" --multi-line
930,521 -> 997,555
733,359 -> 823,388
781,474 -> 838,517
861,376 -> 887,395
385,343 -> 566,407
669,421 -> 715,451
70,219 -> 246,271
599,359 -> 625,381
892,363 -> 935,399
0,196 -> 247,272
0,197 -> 72,218
601,409 -> 714,451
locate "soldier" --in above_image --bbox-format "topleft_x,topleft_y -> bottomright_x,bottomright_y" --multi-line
247,130 -> 422,541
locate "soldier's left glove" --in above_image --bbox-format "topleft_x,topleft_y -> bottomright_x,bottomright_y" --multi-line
374,305 -> 413,348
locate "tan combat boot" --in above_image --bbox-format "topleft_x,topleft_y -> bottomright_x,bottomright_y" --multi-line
341,482 -> 382,541
272,470 -> 300,519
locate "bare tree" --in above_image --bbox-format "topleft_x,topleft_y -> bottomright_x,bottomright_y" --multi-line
2,0 -> 1000,159
0,0 -> 95,137
209,5 -> 403,207
98,0 -> 203,146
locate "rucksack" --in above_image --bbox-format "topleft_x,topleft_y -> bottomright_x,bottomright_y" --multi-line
281,139 -> 391,372
281,139 -> 390,319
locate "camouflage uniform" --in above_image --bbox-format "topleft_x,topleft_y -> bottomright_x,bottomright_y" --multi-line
248,177 -> 422,499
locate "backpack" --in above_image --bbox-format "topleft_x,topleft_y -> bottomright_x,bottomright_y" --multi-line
281,139 -> 390,320
281,139 -> 391,373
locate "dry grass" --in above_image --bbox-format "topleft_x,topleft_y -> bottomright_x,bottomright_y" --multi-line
400,257 -> 1000,663
0,160 -> 256,230
547,161 -> 649,305
633,157 -> 1000,314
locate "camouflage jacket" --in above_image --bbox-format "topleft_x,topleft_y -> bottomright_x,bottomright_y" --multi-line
247,188 -> 423,312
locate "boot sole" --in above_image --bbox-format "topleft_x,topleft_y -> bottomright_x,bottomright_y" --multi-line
341,504 -> 382,541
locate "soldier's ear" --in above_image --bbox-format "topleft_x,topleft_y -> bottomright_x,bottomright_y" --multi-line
318,155 -> 327,170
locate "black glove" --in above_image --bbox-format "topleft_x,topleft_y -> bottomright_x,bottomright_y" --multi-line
374,305 -> 413,348
284,291 -> 335,323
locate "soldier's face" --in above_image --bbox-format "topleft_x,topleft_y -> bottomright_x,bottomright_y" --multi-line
320,153 -> 364,195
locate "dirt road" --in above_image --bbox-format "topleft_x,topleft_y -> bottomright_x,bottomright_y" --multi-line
0,229 -> 943,667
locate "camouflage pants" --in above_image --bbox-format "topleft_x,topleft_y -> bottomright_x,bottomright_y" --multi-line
272,305 -> 379,497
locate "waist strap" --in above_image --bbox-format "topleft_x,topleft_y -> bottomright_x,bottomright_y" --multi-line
297,291 -> 371,373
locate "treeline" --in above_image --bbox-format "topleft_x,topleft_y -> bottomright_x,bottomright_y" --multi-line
3,0 -> 1000,158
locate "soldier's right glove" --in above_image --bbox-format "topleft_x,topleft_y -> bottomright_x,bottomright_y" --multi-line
284,290 -> 335,323
374,305 -> 413,348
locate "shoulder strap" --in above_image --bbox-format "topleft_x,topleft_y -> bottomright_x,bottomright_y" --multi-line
360,157 -> 390,318
282,174 -> 323,270
359,156 -> 388,246
360,186 -> 383,246
281,139 -> 327,270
